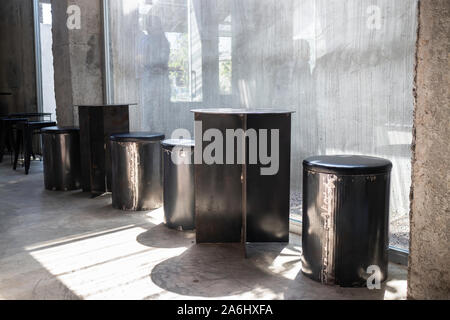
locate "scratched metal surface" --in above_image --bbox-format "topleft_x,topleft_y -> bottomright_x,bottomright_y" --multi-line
302,169 -> 390,287
162,140 -> 195,230
110,139 -> 163,211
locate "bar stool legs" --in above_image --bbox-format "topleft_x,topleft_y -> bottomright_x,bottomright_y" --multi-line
13,124 -> 35,174
23,125 -> 32,174
6,122 -> 15,163
0,120 -> 16,163
0,121 -> 5,162
13,121 -> 56,174
13,127 -> 22,171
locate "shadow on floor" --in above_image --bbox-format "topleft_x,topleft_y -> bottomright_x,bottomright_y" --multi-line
137,223 -> 196,249
149,241 -> 393,299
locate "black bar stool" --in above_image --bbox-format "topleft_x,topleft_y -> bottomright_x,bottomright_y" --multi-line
301,155 -> 392,287
110,132 -> 165,211
14,120 -> 56,174
41,127 -> 81,191
0,117 -> 28,163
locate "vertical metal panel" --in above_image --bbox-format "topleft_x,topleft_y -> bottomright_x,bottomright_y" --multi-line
78,105 -> 130,195
194,112 -> 244,243
89,107 -> 106,194
246,113 -> 291,242
78,106 -> 92,192
162,143 -> 195,230
334,174 -> 390,287
102,106 -> 130,191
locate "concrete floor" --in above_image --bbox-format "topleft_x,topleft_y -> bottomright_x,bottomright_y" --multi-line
0,157 -> 407,300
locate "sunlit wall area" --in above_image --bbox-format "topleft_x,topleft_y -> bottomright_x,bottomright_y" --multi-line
106,0 -> 417,250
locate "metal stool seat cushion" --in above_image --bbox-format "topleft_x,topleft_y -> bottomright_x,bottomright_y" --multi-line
41,126 -> 79,134
110,132 -> 165,142
303,155 -> 392,175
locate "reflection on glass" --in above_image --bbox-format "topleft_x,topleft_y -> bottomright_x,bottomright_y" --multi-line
219,15 -> 232,95
168,33 -> 189,101
116,0 -> 203,104
187,0 -> 202,102
136,14 -> 171,111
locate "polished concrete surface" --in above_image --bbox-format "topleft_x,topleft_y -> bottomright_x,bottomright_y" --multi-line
0,157 -> 407,300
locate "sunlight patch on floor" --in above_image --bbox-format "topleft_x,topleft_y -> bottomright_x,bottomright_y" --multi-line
27,225 -> 188,299
267,246 -> 302,281
145,207 -> 165,225
383,279 -> 407,300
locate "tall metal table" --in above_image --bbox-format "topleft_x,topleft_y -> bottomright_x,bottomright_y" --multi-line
76,104 -> 136,195
192,108 -> 293,247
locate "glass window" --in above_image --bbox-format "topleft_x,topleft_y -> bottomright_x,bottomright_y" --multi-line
38,0 -> 56,120
219,15 -> 232,95
107,0 -> 417,251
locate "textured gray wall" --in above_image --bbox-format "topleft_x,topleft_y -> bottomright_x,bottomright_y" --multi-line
52,0 -> 104,126
408,0 -> 450,300
0,0 -> 37,115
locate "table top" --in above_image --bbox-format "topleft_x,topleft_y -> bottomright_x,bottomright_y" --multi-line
41,126 -> 79,134
191,108 -> 295,115
1,117 -> 28,122
110,132 -> 165,142
75,103 -> 137,108
7,112 -> 52,117
16,121 -> 57,128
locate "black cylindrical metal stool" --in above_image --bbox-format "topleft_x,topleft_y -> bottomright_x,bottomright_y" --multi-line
110,132 -> 165,211
41,127 -> 81,191
301,155 -> 392,287
162,139 -> 195,230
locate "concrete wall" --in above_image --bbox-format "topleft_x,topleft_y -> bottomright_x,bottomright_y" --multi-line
52,0 -> 104,126
0,0 -> 37,115
408,0 -> 450,300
